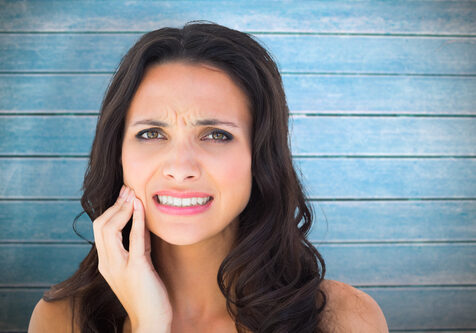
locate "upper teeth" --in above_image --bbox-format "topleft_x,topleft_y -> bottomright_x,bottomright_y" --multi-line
157,195 -> 212,207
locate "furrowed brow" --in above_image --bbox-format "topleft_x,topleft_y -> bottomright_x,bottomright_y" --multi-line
131,118 -> 239,128
194,119 -> 239,128
131,119 -> 168,127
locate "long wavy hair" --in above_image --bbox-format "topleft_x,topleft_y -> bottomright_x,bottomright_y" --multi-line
43,21 -> 327,332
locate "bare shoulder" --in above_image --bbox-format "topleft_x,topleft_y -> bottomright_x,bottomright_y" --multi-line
319,279 -> 389,333
28,297 -> 80,333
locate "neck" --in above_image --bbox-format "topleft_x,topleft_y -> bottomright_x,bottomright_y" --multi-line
150,219 -> 238,322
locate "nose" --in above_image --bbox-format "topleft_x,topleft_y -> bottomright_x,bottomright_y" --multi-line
161,144 -> 201,182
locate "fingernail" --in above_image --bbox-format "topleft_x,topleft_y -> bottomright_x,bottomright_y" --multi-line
121,187 -> 129,199
119,185 -> 126,198
133,198 -> 140,210
127,190 -> 135,202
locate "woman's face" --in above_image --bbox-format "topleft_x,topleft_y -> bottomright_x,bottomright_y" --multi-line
121,61 -> 253,246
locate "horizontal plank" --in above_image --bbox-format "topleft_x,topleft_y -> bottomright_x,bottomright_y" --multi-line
1,286 -> 475,332
0,201 -> 93,242
1,75 -> 475,114
296,158 -> 476,199
0,74 -> 108,112
291,116 -> 476,156
361,286 -> 476,330
4,115 -> 475,156
1,201 -> 475,243
1,158 -> 475,199
319,243 -> 476,285
284,75 -> 476,114
0,158 -> 86,198
0,1 -> 474,34
1,34 -> 475,75
0,288 -> 44,331
1,243 -> 474,286
0,244 -> 91,285
309,201 -> 476,242
1,287 -> 475,331
0,116 -> 96,155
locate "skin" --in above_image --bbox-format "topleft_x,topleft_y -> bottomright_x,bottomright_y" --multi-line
27,61 -> 389,333
120,61 -> 253,331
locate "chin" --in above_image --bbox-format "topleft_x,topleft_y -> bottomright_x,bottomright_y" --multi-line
147,222 -> 212,246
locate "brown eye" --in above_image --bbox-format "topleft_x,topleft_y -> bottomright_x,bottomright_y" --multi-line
145,131 -> 159,139
203,130 -> 233,142
212,132 -> 225,140
136,129 -> 164,140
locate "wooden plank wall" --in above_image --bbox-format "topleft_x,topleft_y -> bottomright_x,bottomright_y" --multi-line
1,1 -> 475,331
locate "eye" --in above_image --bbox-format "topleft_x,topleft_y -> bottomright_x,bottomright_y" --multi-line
136,128 -> 165,140
202,129 -> 233,142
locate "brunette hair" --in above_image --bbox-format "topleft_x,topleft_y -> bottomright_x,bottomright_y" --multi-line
43,21 -> 327,332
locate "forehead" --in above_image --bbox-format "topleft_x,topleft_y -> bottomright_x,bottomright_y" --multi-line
125,61 -> 251,126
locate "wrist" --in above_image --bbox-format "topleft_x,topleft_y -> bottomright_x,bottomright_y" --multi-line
130,318 -> 172,333
132,324 -> 171,333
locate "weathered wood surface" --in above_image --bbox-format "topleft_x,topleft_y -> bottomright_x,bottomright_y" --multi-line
1,34 -> 475,74
1,116 -> 475,155
1,0 -> 475,331
1,1 -> 475,34
1,74 -> 475,114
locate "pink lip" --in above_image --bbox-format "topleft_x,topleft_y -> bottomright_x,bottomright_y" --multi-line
154,190 -> 213,198
153,195 -> 213,216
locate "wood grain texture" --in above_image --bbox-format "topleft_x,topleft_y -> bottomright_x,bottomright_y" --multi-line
0,288 -> 44,331
1,34 -> 475,74
2,201 -> 475,242
2,115 -> 475,155
1,74 -> 475,114
308,201 -> 476,242
295,158 -> 476,199
0,201 -> 92,242
1,158 -> 475,199
2,287 -> 475,331
0,1 -> 474,34
1,243 -> 474,286
362,286 -> 476,330
1,0 -> 475,331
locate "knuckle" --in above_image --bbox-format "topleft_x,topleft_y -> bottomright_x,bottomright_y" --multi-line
113,200 -> 124,208
119,201 -> 131,211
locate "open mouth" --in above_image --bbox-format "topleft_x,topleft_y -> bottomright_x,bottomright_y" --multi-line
154,195 -> 213,207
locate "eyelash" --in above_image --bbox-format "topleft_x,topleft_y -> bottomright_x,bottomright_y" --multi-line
135,128 -> 233,143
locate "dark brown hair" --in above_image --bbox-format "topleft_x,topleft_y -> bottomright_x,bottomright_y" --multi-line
44,21 -> 327,332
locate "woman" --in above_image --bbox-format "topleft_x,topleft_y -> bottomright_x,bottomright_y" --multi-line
28,22 -> 388,332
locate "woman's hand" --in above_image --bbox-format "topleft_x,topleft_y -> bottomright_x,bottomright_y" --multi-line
93,185 -> 172,333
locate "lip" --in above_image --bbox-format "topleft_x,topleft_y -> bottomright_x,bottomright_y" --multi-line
153,190 -> 213,198
153,195 -> 213,216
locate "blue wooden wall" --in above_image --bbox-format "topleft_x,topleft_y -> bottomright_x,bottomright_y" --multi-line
1,1 -> 475,331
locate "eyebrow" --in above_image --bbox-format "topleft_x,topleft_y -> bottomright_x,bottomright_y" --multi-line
131,118 -> 239,128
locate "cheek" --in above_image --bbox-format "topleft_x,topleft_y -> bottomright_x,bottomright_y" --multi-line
121,147 -> 152,192
218,148 -> 252,201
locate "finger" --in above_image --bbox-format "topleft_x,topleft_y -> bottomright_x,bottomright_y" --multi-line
96,188 -> 135,266
129,196 -> 149,259
101,193 -> 135,262
104,190 -> 135,232
93,185 -> 128,255
94,185 -> 129,226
